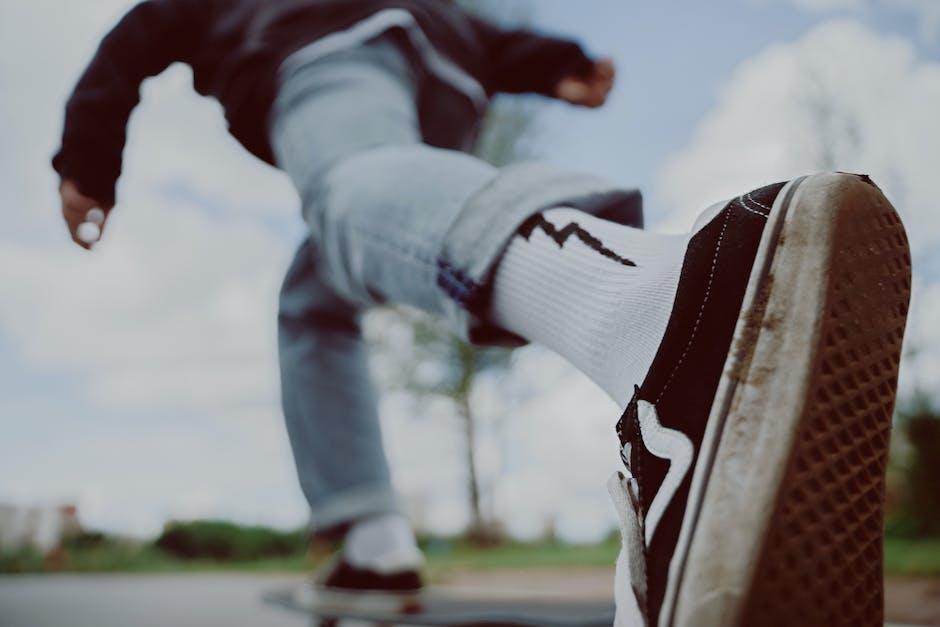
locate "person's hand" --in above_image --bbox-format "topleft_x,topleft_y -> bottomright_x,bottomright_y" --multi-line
555,58 -> 616,108
60,179 -> 113,250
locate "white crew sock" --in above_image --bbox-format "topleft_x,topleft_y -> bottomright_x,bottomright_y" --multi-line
489,207 -> 688,409
344,512 -> 425,574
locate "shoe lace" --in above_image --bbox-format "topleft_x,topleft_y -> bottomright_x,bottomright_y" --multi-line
609,470 -> 649,626
611,386 -> 650,625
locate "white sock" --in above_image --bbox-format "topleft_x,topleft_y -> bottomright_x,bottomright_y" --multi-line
489,208 -> 688,409
344,512 -> 424,574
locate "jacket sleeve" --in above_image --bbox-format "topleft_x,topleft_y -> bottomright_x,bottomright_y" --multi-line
467,15 -> 595,97
51,0 -> 207,204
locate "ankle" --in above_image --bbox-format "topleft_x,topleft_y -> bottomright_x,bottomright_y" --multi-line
489,208 -> 688,408
344,512 -> 424,574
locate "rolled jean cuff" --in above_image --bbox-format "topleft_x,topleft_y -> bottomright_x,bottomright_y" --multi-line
310,484 -> 403,538
436,161 -> 643,347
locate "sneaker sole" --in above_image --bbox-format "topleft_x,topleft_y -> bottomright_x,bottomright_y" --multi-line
297,584 -> 423,617
662,173 -> 911,626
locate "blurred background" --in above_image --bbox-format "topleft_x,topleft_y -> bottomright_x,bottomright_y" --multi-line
1,0 -> 938,625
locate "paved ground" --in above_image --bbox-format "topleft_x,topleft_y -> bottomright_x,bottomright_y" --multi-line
0,573 -> 305,627
0,570 -> 937,626
885,577 -> 940,626
447,570 -> 940,625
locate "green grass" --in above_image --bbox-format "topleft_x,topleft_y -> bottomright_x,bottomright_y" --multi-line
884,536 -> 940,577
0,537 -> 621,575
0,547 -> 46,574
58,546 -> 316,574
5,534 -> 940,578
0,544 -> 314,575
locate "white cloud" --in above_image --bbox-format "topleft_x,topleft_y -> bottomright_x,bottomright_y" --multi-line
0,190 -> 291,408
0,122 -> 305,534
793,0 -> 865,10
474,348 -> 621,541
9,3 -> 931,544
770,0 -> 940,42
887,0 -> 940,42
367,327 -> 623,542
656,20 -> 940,250
898,278 -> 940,404
657,18 -> 940,405
0,0 -> 311,535
0,0 -> 627,542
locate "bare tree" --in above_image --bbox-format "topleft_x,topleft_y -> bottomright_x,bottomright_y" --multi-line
799,68 -> 861,171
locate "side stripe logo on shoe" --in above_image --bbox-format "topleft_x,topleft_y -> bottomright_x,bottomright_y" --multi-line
629,401 -> 694,544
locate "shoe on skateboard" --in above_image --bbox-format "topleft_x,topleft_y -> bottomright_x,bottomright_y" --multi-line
301,555 -> 424,621
609,173 -> 911,626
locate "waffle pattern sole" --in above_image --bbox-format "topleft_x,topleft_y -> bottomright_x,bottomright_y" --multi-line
736,178 -> 911,626
667,174 -> 911,627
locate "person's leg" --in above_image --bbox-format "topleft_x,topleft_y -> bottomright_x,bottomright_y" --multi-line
273,33 -> 910,625
489,208 -> 689,408
271,39 -> 440,580
278,239 -> 425,575
311,155 -> 689,410
270,33 -> 656,535
284,141 -> 910,623
269,33 -> 660,586
279,241 -> 388,520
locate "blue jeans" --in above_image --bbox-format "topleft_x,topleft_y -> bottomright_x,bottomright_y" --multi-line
269,37 -> 642,535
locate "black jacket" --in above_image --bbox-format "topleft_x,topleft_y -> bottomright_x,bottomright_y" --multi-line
52,0 -> 595,204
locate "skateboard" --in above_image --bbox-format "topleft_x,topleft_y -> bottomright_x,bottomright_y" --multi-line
264,582 -> 616,626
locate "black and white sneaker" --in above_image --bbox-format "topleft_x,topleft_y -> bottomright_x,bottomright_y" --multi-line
609,173 -> 911,627
306,555 -> 423,624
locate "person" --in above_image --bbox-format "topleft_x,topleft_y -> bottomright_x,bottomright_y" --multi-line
54,1 -> 911,625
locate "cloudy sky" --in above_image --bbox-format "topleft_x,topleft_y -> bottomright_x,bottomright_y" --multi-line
1,0 -> 937,542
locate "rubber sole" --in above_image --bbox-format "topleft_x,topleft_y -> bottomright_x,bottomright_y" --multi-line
294,583 -> 423,616
272,584 -> 615,626
664,173 -> 911,626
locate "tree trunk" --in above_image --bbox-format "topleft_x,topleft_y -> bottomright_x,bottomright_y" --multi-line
455,340 -> 492,543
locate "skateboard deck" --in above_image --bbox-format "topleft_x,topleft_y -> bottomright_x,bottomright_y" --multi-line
264,582 -> 616,626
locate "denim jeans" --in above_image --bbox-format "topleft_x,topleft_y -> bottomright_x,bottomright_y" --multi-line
269,36 -> 643,535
